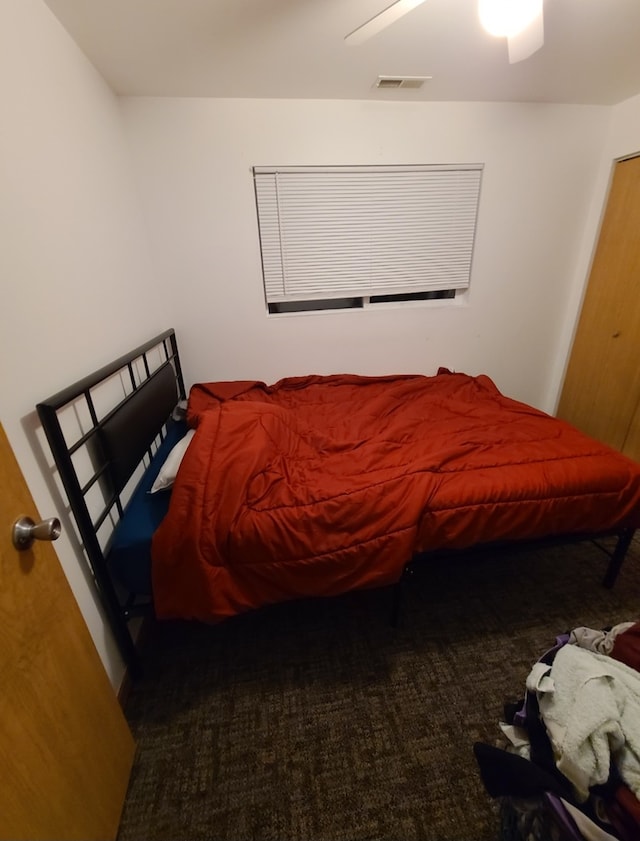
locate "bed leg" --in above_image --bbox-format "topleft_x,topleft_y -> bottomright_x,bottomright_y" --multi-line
390,564 -> 412,628
390,581 -> 403,628
602,528 -> 635,588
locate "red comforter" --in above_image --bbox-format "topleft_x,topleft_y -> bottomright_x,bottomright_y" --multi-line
152,371 -> 640,621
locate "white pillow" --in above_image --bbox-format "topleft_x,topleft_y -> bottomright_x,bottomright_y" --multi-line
149,429 -> 196,494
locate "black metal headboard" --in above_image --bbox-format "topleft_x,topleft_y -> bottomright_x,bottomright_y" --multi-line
37,329 -> 185,677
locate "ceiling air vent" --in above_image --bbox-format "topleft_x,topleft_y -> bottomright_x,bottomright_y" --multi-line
375,75 -> 431,89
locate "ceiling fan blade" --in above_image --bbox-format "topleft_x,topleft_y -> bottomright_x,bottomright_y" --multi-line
345,0 -> 429,45
507,7 -> 544,63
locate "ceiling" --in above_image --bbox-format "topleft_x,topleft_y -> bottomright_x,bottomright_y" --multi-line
43,0 -> 640,105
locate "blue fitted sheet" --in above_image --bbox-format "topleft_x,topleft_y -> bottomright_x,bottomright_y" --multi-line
107,420 -> 188,596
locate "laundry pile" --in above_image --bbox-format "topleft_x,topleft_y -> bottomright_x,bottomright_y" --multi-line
474,620 -> 640,840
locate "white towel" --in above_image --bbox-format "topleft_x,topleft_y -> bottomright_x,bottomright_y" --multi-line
528,644 -> 640,801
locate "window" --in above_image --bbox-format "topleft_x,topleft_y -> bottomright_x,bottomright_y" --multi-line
253,164 -> 483,314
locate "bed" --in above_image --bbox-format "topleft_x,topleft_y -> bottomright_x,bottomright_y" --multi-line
37,329 -> 640,675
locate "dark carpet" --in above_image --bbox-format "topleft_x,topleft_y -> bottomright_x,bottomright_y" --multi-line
117,536 -> 640,841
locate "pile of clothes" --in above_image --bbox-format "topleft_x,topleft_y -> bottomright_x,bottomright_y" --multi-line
474,620 -> 640,840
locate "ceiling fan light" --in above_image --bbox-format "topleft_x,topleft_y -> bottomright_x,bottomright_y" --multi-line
478,0 -> 543,38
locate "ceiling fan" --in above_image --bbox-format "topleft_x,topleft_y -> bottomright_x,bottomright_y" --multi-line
345,0 -> 545,63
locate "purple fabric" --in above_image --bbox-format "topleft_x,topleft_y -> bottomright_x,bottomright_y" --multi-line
542,793 -> 585,841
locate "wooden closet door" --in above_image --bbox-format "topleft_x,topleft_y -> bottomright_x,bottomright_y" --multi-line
0,423 -> 135,840
557,155 -> 640,455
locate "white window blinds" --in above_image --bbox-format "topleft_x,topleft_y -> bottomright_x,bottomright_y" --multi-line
253,164 -> 483,304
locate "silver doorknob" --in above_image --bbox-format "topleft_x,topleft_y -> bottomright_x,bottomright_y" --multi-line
12,516 -> 61,551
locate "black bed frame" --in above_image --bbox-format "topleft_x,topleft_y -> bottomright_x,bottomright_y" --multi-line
37,327 -> 636,679
37,329 -> 185,678
391,528 -> 636,627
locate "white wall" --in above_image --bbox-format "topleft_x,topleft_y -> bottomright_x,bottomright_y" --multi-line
548,92 -> 640,411
0,0 -> 168,686
607,92 -> 640,153
120,97 -> 609,411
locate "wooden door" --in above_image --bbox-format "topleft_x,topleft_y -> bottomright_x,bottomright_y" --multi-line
557,155 -> 640,455
0,423 -> 135,841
